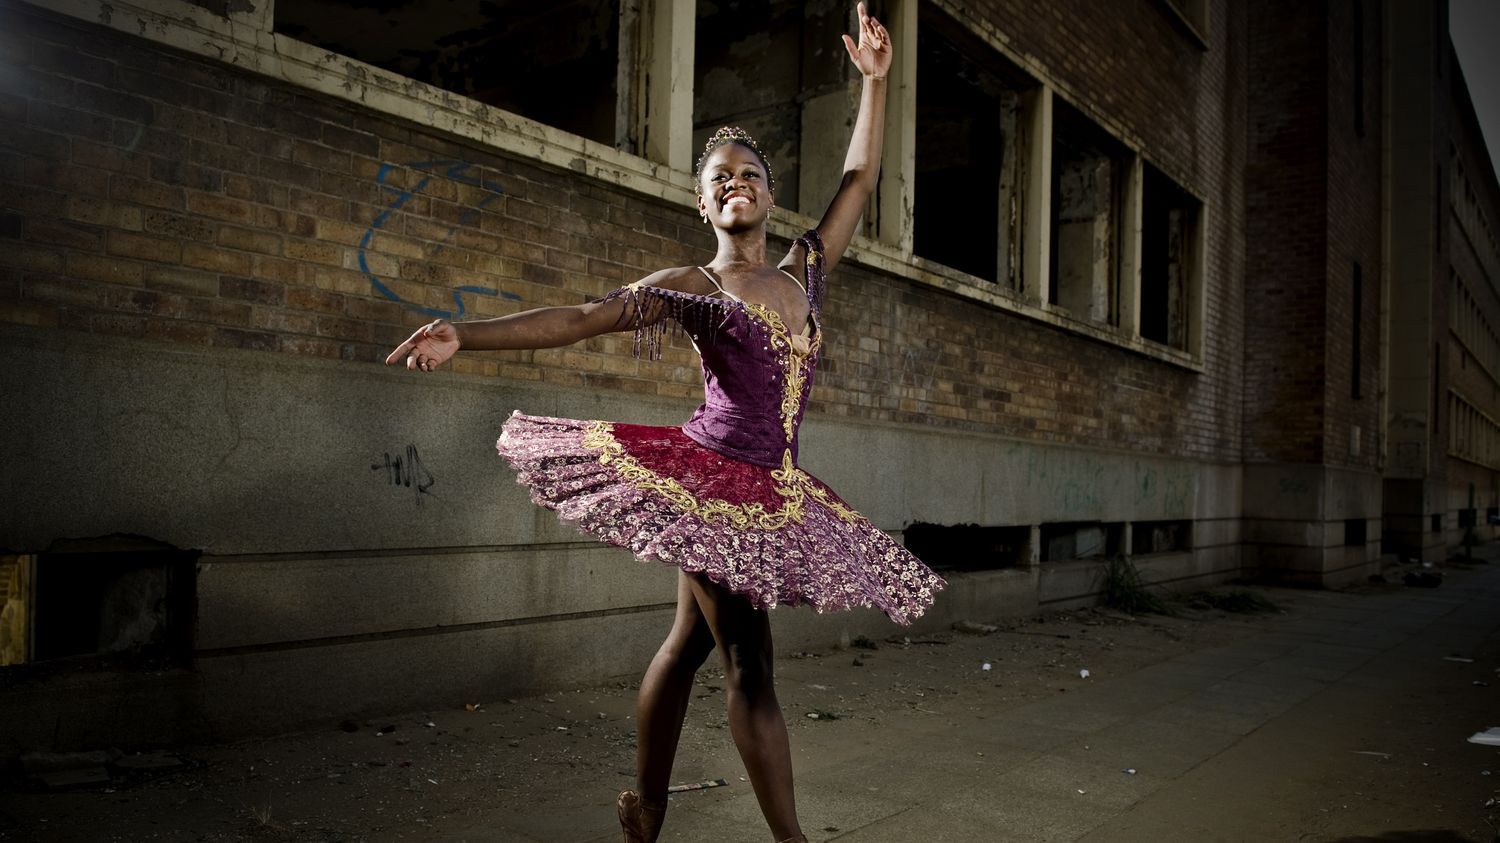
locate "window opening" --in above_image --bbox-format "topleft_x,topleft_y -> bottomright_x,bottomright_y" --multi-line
1140,163 -> 1200,349
913,5 -> 1034,286
692,0 -> 816,211
27,539 -> 197,666
1344,518 -> 1367,546
1039,522 -> 1124,562
1130,520 -> 1192,555
275,0 -> 622,147
903,523 -> 1030,572
1049,99 -> 1128,323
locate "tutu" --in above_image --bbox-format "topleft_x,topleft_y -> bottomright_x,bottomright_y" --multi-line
495,230 -> 943,625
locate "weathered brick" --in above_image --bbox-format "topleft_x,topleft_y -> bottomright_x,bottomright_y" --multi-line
181,242 -> 251,275
71,138 -> 149,175
28,101 -> 114,142
107,230 -> 181,263
110,175 -> 185,210
286,187 -> 348,220
253,255 -> 304,284
186,191 -> 255,225
220,277 -> 284,306
292,140 -> 351,173
0,123 -> 69,159
143,210 -> 216,241
25,219 -> 103,251
144,266 -> 218,296
252,307 -> 318,335
285,285 -> 344,315
217,225 -> 283,255
66,252 -> 143,285
321,124 -> 381,158
285,239 -> 344,266
212,326 -> 279,352
150,156 -> 221,192
73,82 -> 153,123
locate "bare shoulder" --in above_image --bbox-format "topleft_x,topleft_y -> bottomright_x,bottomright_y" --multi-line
631,265 -> 715,295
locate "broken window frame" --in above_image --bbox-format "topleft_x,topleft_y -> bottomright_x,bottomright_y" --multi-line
907,2 -> 1038,288
1138,161 -> 1206,354
1047,98 -> 1132,326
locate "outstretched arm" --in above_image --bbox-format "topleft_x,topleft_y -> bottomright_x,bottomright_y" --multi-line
384,267 -> 696,372
812,2 -> 891,276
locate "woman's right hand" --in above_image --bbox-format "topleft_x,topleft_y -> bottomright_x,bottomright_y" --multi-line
385,319 -> 461,372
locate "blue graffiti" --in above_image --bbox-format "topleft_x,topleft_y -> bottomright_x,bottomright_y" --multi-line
359,159 -> 522,319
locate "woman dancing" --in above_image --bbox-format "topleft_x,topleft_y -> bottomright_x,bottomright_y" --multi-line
386,5 -> 942,840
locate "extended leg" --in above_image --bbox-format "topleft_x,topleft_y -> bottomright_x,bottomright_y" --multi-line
685,572 -> 802,841
635,570 -> 717,802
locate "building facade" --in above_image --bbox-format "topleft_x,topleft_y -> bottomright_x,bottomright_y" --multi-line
0,0 -> 1493,749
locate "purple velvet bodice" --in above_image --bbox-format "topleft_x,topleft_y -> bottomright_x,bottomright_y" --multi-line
602,230 -> 827,468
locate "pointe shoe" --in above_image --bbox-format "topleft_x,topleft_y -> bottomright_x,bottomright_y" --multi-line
616,789 -> 667,843
775,836 -> 808,843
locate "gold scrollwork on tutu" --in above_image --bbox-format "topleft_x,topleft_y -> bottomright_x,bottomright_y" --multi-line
581,423 -> 859,530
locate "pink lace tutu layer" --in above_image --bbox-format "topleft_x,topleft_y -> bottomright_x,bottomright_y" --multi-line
496,412 -> 943,625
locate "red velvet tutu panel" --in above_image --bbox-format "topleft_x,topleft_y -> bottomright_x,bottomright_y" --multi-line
495,412 -> 943,625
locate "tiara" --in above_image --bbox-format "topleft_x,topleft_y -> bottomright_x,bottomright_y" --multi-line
703,126 -> 766,159
697,126 -> 775,191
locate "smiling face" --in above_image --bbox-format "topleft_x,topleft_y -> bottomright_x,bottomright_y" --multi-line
696,142 -> 774,230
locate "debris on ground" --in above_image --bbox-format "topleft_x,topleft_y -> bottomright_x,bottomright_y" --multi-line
1469,728 -> 1500,747
954,620 -> 999,635
667,778 -> 727,793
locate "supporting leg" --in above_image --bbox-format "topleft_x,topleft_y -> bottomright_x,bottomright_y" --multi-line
632,571 -> 716,817
685,572 -> 802,842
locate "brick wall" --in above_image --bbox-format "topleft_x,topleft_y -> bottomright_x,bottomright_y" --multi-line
1321,0 -> 1384,470
0,2 -> 1247,462
1243,0 -> 1331,465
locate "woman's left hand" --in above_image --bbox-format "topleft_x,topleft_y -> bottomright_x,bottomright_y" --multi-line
841,2 -> 892,80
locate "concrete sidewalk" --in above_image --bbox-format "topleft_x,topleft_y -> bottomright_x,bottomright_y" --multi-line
3,559 -> 1499,842
600,564 -> 1500,843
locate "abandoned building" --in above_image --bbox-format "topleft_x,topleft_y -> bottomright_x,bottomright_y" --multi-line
1,0 -> 1497,749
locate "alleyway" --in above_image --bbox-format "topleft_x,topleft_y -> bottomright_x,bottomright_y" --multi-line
3,557 -> 1499,842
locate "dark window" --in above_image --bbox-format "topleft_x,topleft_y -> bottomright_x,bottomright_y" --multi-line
1344,518 -> 1367,546
1039,522 -> 1124,562
276,0 -> 622,147
1131,520 -> 1192,555
1049,99 -> 1128,323
30,544 -> 197,666
1352,262 -> 1363,399
1141,164 -> 1199,349
692,0 -> 813,211
903,523 -> 1030,572
913,5 -> 1034,286
1431,513 -> 1443,533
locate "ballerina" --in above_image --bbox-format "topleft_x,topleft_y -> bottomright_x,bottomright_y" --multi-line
386,6 -> 941,840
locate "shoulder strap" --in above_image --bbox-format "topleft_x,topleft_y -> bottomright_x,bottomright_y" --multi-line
696,266 -> 741,301
777,267 -> 808,296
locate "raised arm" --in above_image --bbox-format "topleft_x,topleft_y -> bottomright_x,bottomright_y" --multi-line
810,3 -> 891,276
385,266 -> 699,372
